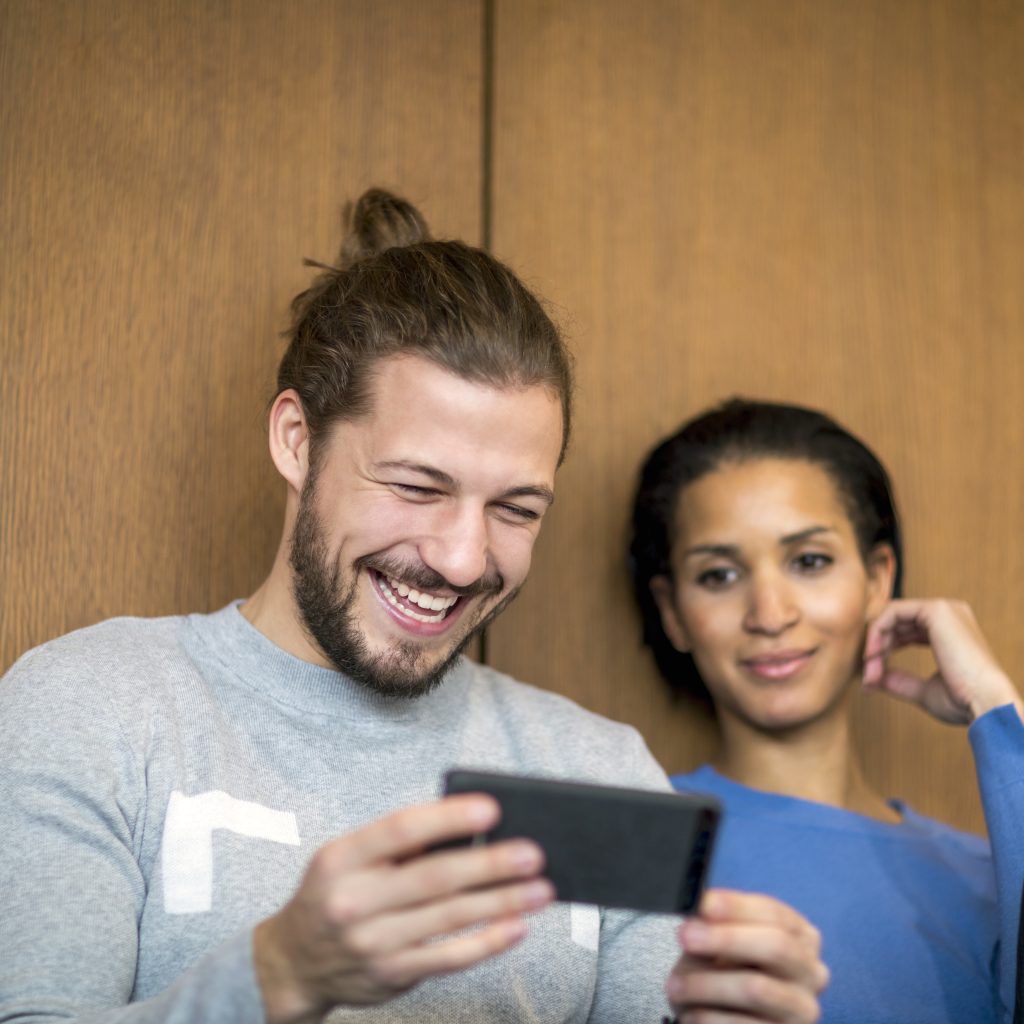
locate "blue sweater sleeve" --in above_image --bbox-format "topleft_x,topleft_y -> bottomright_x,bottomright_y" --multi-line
970,704 -> 1024,1022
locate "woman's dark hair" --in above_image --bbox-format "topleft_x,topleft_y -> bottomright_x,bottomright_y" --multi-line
277,188 -> 574,464
629,398 -> 903,701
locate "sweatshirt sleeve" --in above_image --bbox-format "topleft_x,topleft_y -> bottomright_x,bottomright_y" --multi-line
969,703 -> 1024,1023
0,647 -> 266,1024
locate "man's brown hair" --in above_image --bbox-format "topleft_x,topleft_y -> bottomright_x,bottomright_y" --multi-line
277,188 -> 573,463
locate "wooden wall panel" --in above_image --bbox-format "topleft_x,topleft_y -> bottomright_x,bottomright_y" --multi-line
0,1 -> 483,670
489,0 -> 1023,832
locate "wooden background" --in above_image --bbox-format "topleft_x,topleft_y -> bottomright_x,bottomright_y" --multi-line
3,0 -> 1022,833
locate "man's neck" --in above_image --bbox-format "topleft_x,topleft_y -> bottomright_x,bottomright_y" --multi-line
241,540 -> 330,668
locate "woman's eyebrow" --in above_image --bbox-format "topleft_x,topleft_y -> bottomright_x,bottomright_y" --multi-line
681,543 -> 739,559
681,526 -> 836,560
779,525 -> 835,545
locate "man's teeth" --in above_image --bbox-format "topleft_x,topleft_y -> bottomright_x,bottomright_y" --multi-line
377,574 -> 458,623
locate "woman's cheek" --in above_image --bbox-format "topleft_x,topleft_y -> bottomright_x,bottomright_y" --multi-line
681,599 -> 734,650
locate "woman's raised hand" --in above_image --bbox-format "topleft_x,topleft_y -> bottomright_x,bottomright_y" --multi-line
862,599 -> 1021,725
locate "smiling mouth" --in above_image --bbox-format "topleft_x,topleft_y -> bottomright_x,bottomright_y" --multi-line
373,570 -> 461,624
741,650 -> 817,680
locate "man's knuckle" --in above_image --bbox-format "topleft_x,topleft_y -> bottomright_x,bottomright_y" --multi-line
423,855 -> 461,893
489,843 -> 524,876
305,845 -> 336,883
384,811 -> 421,849
365,954 -> 409,990
324,887 -> 364,927
339,924 -> 380,960
442,893 -> 489,934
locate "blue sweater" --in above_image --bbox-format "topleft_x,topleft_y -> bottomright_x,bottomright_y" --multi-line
672,706 -> 1024,1024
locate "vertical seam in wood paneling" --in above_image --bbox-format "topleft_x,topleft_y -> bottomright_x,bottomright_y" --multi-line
481,0 -> 495,252
478,0 -> 495,667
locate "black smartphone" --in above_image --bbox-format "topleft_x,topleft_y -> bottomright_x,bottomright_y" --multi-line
442,768 -> 719,914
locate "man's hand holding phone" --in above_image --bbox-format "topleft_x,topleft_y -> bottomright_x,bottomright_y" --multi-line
253,794 -> 553,1024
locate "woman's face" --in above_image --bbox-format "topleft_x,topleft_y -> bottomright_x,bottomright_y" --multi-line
651,457 -> 895,734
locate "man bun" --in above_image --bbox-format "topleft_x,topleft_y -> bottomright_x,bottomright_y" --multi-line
336,188 -> 432,270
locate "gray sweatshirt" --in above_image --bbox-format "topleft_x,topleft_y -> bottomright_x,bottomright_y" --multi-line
0,603 -> 679,1022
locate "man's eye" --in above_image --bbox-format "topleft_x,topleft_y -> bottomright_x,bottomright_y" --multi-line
392,483 -> 439,498
497,503 -> 540,522
696,567 -> 737,589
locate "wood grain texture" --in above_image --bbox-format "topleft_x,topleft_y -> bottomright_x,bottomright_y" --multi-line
0,0 -> 483,670
488,0 -> 1023,832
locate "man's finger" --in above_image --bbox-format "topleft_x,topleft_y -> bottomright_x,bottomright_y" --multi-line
320,842 -> 548,934
318,795 -> 501,873
340,876 -> 555,957
358,915 -> 533,991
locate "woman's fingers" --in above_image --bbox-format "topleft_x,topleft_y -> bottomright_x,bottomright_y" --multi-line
862,599 -> 1019,721
866,666 -> 972,724
669,963 -> 822,1023
696,890 -> 823,949
666,890 -> 828,1023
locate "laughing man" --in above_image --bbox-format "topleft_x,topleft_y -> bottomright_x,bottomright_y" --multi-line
0,190 -> 828,1024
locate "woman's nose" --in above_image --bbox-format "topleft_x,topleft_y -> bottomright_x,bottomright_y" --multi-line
743,572 -> 799,636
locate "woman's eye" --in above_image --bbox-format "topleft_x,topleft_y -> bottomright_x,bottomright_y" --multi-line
793,552 -> 832,572
696,566 -> 737,589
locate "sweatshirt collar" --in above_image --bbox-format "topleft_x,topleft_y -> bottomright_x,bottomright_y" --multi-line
186,600 -> 469,723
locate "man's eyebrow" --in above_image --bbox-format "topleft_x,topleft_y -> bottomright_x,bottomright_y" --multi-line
373,461 -> 554,506
501,485 -> 555,507
681,526 -> 835,559
374,461 -> 457,488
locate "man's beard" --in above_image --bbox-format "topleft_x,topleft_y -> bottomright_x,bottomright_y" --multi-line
289,479 -> 518,698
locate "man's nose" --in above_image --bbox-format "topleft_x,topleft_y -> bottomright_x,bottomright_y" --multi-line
742,571 -> 799,636
418,504 -> 490,589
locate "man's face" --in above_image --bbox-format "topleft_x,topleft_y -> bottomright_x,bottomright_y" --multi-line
290,354 -> 563,696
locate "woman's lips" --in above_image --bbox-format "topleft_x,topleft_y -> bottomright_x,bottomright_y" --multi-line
741,650 -> 817,681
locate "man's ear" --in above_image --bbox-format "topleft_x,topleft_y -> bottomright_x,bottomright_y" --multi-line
650,575 -> 690,653
864,543 -> 897,620
269,389 -> 310,493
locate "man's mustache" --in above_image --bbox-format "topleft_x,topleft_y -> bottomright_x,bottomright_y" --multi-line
357,553 -> 504,599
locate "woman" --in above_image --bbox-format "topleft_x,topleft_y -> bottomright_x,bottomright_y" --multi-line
630,398 -> 1024,1023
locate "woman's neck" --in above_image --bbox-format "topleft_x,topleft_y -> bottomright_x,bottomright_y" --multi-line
711,703 -> 900,823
